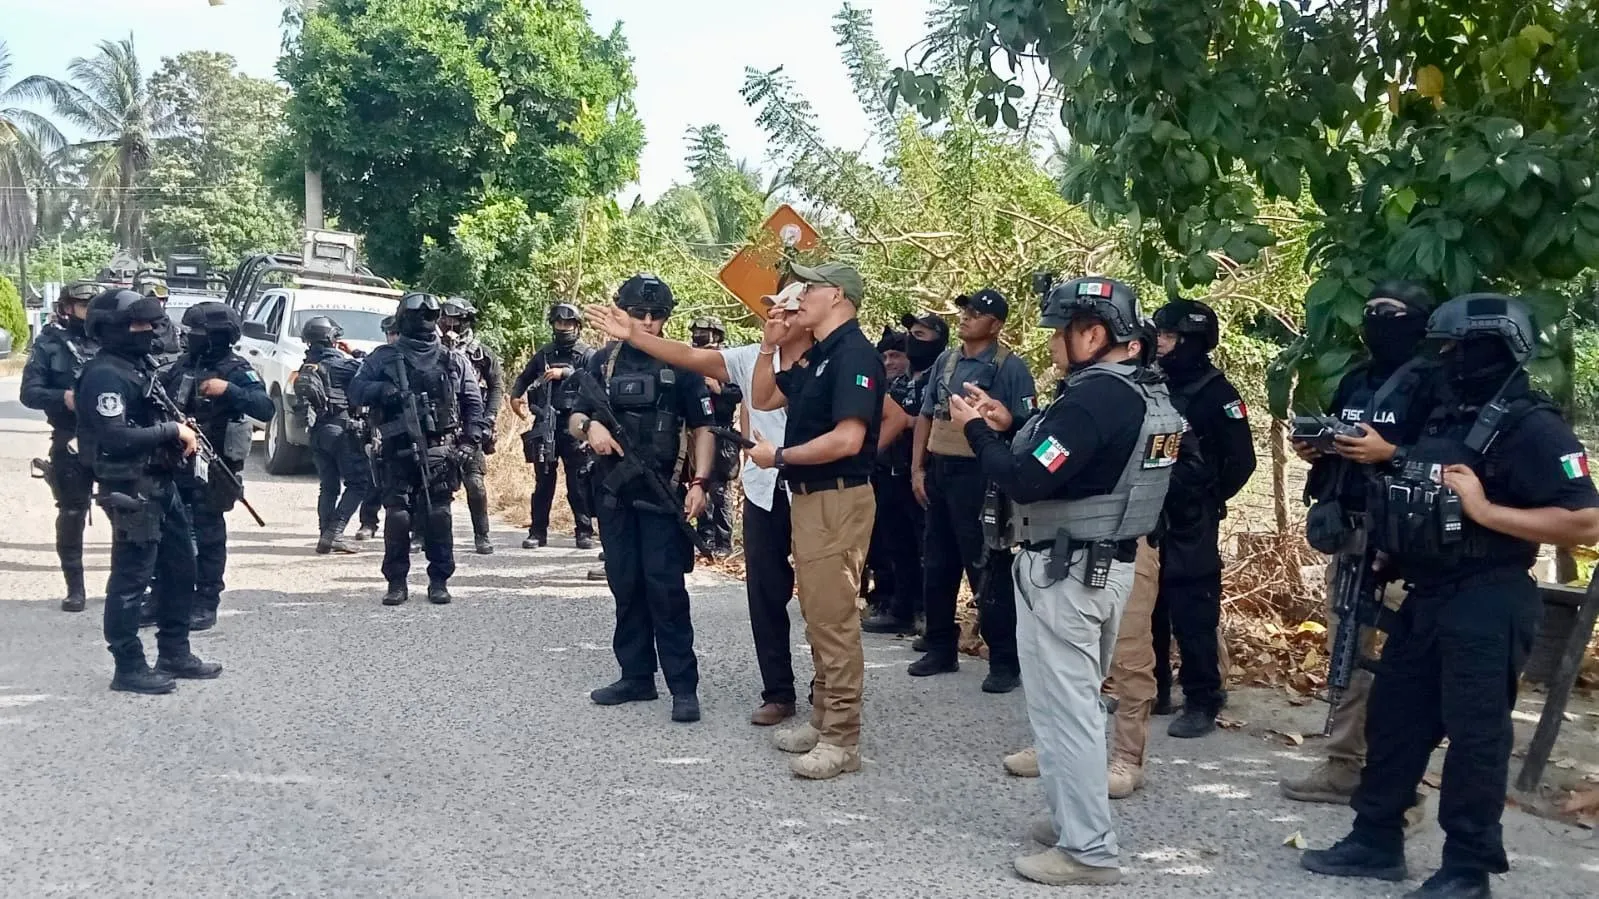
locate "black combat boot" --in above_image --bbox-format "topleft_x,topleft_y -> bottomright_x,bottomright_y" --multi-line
190,604 -> 218,632
353,525 -> 377,541
111,662 -> 177,695
474,535 -> 494,555
522,531 -> 546,549
61,568 -> 86,613
907,651 -> 960,677
982,667 -> 1021,694
156,653 -> 224,679
1300,836 -> 1407,882
590,679 -> 659,705
861,612 -> 914,635
317,518 -> 358,555
382,583 -> 409,606
671,694 -> 702,723
1168,700 -> 1219,738
1152,685 -> 1175,716
1405,869 -> 1491,898
427,581 -> 452,604
574,534 -> 594,550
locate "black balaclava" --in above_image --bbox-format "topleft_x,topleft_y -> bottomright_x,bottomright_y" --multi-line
1363,307 -> 1429,372
1158,337 -> 1208,382
553,325 -> 579,347
1442,335 -> 1520,404
185,329 -> 228,364
906,332 -> 945,372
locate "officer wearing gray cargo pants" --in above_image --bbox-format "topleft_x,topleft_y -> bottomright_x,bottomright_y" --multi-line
953,276 -> 1180,886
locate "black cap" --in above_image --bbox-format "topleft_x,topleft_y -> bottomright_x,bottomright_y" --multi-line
955,288 -> 1009,321
875,327 -> 907,353
899,311 -> 950,342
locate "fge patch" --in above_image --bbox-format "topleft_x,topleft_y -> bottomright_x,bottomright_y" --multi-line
1031,435 -> 1069,472
1142,431 -> 1182,469
96,392 -> 124,417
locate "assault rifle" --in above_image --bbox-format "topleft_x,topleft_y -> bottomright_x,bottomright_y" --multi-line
384,356 -> 437,520
1323,545 -> 1383,736
529,379 -> 558,465
573,370 -> 709,564
144,358 -> 266,527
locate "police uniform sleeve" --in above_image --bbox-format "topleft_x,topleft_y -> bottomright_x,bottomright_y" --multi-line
19,342 -> 65,413
1205,376 -> 1257,502
78,364 -> 179,458
223,357 -> 275,421
830,344 -> 885,426
453,351 -> 485,441
1497,411 -> 1599,511
572,346 -> 608,417
997,354 -> 1040,428
348,346 -> 393,407
920,349 -> 949,417
965,389 -> 1123,505
481,353 -> 505,421
679,365 -> 714,429
511,349 -> 544,400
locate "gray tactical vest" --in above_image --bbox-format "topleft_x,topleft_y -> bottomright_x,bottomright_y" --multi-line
1007,362 -> 1184,544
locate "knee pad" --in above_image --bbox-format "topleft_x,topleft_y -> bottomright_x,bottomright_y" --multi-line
386,508 -> 412,534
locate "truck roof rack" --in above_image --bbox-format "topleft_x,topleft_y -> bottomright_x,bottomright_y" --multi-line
224,232 -> 394,315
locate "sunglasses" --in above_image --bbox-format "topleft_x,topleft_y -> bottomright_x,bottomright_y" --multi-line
627,307 -> 669,321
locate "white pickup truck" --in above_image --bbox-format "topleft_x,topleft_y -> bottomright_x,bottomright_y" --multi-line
239,285 -> 399,474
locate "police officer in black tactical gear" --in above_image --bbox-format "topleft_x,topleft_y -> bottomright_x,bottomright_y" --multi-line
76,289 -> 223,694
158,302 -> 273,630
511,301 -> 597,549
350,293 -> 485,606
1148,299 -> 1257,738
690,314 -> 739,555
862,311 -> 948,635
951,276 -> 1182,885
1280,280 -> 1440,807
297,315 -> 370,555
1302,295 -> 1599,899
21,281 -> 101,612
569,274 -> 715,724
353,315 -> 403,541
440,296 -> 503,554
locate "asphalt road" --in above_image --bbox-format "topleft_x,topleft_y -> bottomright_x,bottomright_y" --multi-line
2,375 -> 1595,898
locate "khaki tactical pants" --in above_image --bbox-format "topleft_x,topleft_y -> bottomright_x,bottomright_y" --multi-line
1105,538 -> 1160,765
1323,558 -> 1408,766
790,483 -> 876,747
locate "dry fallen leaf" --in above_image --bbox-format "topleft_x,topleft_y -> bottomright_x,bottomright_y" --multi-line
1217,714 -> 1247,730
1295,620 -> 1327,636
1554,757 -> 1578,770
1269,730 -> 1305,746
1302,648 -> 1322,671
1283,831 -> 1309,849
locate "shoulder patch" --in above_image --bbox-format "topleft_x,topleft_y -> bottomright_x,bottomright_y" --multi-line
700,396 -> 713,417
1031,435 -> 1069,472
1559,451 -> 1591,480
1223,399 -> 1248,420
1022,394 -> 1038,413
815,359 -> 829,377
96,392 -> 125,418
854,374 -> 873,389
244,369 -> 261,382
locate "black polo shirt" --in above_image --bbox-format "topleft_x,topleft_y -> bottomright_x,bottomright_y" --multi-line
777,318 -> 885,484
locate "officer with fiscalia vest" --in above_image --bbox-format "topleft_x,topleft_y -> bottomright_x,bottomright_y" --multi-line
948,276 -> 1182,886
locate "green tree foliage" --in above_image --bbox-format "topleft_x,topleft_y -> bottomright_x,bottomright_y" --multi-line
1,41 -> 66,293
16,35 -> 179,253
888,1 -> 1599,413
277,0 -> 645,281
142,53 -> 299,269
0,276 -> 27,349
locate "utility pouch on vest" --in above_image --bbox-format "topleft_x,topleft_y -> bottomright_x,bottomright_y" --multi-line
610,373 -> 657,407
1304,498 -> 1351,555
222,420 -> 253,464
103,492 -> 161,543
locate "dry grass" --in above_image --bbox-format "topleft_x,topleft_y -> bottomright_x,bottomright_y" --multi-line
0,353 -> 27,377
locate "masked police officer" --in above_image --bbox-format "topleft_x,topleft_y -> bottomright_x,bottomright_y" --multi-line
21,281 -> 101,612
1280,280 -> 1438,808
569,274 -> 715,724
353,315 -> 402,542
1148,299 -> 1257,737
863,312 -> 949,635
297,316 -> 369,555
350,293 -> 485,606
440,297 -> 503,554
690,315 -> 740,556
511,302 -> 597,549
77,289 -> 223,693
910,289 -> 1037,693
952,276 -> 1180,885
1302,295 -> 1599,899
158,302 -> 273,630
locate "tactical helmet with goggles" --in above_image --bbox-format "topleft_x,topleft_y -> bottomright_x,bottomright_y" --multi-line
1042,277 -> 1141,343
1425,293 -> 1536,363
301,315 -> 343,347
1152,298 -> 1220,352
85,288 -> 166,355
615,274 -> 675,316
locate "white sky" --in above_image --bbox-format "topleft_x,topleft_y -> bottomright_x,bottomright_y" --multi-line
3,0 -> 937,201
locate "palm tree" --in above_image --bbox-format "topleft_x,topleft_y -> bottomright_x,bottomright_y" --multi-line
17,35 -> 178,253
1,40 -> 65,294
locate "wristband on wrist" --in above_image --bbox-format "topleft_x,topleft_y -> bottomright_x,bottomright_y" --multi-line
773,446 -> 786,469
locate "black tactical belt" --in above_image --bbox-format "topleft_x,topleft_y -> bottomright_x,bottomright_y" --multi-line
1022,537 -> 1137,563
788,475 -> 870,495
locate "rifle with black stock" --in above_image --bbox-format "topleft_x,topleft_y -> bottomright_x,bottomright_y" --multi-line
573,369 -> 709,562
144,357 -> 266,527
1323,542 -> 1384,736
384,356 -> 437,520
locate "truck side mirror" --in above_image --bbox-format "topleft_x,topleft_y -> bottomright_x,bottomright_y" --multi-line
241,320 -> 268,341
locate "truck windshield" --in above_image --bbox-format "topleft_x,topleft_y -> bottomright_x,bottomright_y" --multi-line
291,308 -> 388,343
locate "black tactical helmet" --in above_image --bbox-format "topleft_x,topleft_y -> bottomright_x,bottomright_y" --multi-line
615,273 -> 675,312
395,292 -> 442,338
440,296 -> 476,320
549,302 -> 581,324
691,315 -> 726,336
301,315 -> 343,347
180,301 -> 243,344
1152,298 -> 1220,352
1368,279 -> 1437,314
1041,277 -> 1141,343
381,315 -> 398,336
85,288 -> 165,344
56,280 -> 99,318
1425,293 -> 1537,363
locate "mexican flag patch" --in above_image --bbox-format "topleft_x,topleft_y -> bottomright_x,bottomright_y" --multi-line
1223,399 -> 1248,420
1559,451 -> 1591,479
855,374 -> 873,389
1031,435 -> 1069,472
